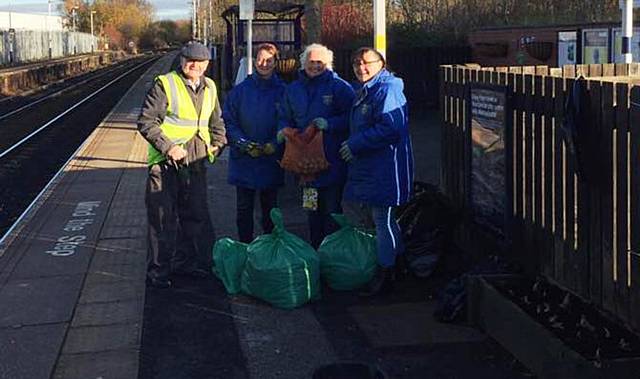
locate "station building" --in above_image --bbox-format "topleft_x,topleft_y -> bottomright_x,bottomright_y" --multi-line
468,22 -> 640,67
0,11 -> 63,31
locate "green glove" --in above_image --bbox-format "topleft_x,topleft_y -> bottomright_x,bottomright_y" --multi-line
312,117 -> 328,130
276,130 -> 286,144
262,142 -> 276,155
339,141 -> 353,162
247,142 -> 262,158
236,139 -> 251,153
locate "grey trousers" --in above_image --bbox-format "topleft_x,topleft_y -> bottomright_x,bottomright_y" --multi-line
145,160 -> 214,280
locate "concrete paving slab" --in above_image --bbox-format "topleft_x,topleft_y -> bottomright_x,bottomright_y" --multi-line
72,300 -> 142,327
54,350 -> 139,379
91,244 -> 146,268
0,275 -> 83,327
79,272 -> 142,304
349,302 -> 485,348
88,262 -> 145,284
93,238 -> 146,256
9,241 -> 94,279
2,186 -> 111,279
60,167 -> 124,185
0,323 -> 67,379
62,323 -> 141,354
231,296 -> 338,379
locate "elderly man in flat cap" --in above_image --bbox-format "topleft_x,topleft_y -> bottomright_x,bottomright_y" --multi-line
138,41 -> 227,288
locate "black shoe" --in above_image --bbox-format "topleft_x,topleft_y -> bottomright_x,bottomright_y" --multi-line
395,254 -> 409,280
173,267 -> 210,279
147,276 -> 172,288
359,265 -> 395,297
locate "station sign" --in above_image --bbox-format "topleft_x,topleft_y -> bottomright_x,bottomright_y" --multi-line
239,0 -> 255,20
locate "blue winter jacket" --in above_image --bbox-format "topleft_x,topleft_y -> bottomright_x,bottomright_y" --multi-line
344,69 -> 414,206
223,73 -> 286,189
279,69 -> 355,188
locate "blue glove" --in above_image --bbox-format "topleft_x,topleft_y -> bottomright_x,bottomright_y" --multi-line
276,130 -> 286,144
312,117 -> 328,131
339,141 -> 353,162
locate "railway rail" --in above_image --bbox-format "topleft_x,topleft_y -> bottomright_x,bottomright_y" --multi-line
0,54 -> 159,247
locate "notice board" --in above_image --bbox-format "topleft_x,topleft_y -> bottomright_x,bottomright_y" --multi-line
468,84 -> 511,237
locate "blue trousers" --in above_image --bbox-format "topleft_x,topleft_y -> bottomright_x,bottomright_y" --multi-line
236,186 -> 278,243
343,202 -> 404,268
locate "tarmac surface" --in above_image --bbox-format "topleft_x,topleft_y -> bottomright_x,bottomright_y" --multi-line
0,53 -> 532,378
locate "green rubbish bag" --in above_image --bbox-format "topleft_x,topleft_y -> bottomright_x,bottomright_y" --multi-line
241,208 -> 321,309
212,238 -> 248,294
318,214 -> 377,290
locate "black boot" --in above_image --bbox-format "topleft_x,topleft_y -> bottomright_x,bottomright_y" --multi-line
359,265 -> 395,297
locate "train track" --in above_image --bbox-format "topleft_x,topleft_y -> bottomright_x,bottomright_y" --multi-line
0,54 -> 159,245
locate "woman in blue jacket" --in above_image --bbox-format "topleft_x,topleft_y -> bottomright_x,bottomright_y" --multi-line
341,47 -> 414,296
223,43 -> 286,242
279,43 -> 355,249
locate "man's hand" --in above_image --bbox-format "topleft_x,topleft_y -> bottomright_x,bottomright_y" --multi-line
311,117 -> 328,131
167,145 -> 187,161
262,143 -> 276,156
339,141 -> 353,162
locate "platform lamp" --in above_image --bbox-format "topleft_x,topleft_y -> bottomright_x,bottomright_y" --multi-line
47,0 -> 53,58
71,5 -> 79,55
7,0 -> 13,63
71,6 -> 78,31
90,10 -> 96,53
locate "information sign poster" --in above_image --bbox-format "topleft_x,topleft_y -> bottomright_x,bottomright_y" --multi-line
582,29 -> 609,64
558,31 -> 577,66
469,85 -> 510,236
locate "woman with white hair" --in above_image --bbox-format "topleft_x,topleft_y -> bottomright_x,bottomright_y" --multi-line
278,43 -> 355,249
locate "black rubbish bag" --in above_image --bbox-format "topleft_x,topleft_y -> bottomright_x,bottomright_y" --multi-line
396,182 -> 457,279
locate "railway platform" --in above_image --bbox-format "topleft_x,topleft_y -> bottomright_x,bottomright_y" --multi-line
0,51 -> 129,97
0,54 -> 529,378
0,53 -> 171,379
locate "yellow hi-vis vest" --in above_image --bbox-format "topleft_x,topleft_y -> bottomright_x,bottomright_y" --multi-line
147,71 -> 217,166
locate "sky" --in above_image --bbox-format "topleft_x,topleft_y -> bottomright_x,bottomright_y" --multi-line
0,0 -> 191,21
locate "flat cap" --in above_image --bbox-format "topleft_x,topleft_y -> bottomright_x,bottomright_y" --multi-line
181,41 -> 211,61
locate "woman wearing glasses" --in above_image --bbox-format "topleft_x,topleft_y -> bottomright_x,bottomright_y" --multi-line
341,47 -> 414,296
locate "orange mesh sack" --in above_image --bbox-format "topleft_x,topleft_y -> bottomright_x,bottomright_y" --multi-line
279,126 -> 330,182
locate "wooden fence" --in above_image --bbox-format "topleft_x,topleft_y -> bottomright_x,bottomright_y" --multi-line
441,63 -> 640,332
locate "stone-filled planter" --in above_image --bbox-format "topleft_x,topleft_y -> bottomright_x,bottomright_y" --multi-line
467,275 -> 640,379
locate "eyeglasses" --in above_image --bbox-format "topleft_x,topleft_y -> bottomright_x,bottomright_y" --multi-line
352,59 -> 381,68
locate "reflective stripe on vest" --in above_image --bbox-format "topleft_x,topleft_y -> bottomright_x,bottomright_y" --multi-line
147,71 -> 217,165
